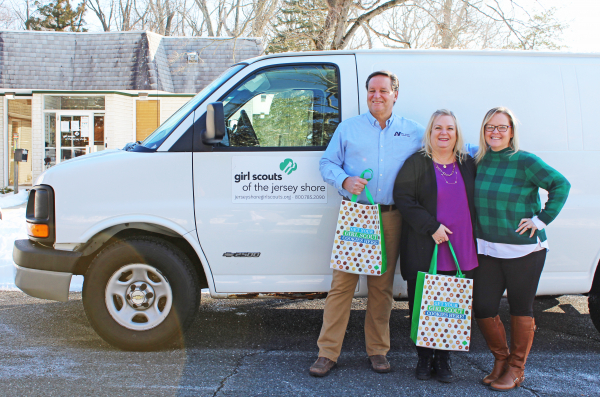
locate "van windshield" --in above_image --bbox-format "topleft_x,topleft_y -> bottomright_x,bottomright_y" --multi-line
140,63 -> 247,150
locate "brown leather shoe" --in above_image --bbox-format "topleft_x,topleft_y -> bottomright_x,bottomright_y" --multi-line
309,357 -> 336,377
490,316 -> 536,392
369,355 -> 391,373
477,315 -> 510,385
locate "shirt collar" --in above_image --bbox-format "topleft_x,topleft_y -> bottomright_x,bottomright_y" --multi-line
366,111 -> 395,128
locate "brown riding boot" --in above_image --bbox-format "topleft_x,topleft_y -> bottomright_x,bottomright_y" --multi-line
490,316 -> 536,392
477,315 -> 510,385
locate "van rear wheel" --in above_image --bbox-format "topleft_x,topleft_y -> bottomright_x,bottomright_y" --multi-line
82,236 -> 199,351
589,293 -> 600,334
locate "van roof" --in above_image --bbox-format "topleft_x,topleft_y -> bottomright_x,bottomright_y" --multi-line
244,48 -> 600,65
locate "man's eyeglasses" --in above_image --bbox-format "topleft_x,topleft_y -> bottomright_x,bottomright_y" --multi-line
485,125 -> 511,133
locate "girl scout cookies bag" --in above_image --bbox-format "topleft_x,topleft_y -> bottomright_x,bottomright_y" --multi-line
410,241 -> 473,351
329,169 -> 387,276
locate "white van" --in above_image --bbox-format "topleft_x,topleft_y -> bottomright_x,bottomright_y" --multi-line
13,49 -> 600,350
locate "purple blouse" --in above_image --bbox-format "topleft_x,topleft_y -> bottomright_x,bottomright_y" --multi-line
434,162 -> 478,272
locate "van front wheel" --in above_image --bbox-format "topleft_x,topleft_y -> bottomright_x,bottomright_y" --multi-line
82,236 -> 199,351
589,293 -> 600,334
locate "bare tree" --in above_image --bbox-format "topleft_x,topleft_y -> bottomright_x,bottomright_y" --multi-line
312,0 -> 414,50
86,0 -> 113,30
381,0 -> 506,49
250,0 -> 279,38
355,0 -> 566,51
0,0 -> 14,28
6,0 -> 565,56
146,0 -> 175,35
501,10 -> 565,50
193,0 -> 214,35
116,0 -> 139,30
5,0 -> 36,29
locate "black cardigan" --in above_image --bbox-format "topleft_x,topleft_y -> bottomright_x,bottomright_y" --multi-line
392,151 -> 477,281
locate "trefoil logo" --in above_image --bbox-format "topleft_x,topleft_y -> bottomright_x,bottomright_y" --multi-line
280,158 -> 298,175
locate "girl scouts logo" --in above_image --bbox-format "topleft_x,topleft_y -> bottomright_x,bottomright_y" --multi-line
280,158 -> 297,175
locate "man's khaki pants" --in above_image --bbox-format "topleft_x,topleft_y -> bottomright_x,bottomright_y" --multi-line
317,210 -> 402,361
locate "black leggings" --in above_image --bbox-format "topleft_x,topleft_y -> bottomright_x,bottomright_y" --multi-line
473,250 -> 546,319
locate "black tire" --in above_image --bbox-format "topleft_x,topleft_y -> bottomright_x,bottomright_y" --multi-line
82,236 -> 199,351
589,293 -> 600,334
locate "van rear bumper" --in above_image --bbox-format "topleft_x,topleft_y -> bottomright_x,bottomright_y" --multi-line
13,239 -> 82,301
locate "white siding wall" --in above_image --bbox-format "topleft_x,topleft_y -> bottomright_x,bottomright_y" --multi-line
106,94 -> 134,149
160,97 -> 192,123
5,94 -> 192,187
0,98 -> 4,187
31,95 -> 43,184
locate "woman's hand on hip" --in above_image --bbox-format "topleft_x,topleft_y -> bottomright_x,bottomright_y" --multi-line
432,224 -> 452,245
516,218 -> 538,238
342,176 -> 369,195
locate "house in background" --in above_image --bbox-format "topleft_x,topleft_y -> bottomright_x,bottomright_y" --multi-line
0,30 -> 263,187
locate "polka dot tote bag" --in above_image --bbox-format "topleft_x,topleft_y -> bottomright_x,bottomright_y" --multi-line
329,169 -> 387,276
410,241 -> 473,351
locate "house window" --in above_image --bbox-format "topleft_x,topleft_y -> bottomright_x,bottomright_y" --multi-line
44,96 -> 105,110
136,100 -> 160,142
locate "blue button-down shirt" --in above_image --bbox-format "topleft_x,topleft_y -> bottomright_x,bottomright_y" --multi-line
320,112 -> 425,205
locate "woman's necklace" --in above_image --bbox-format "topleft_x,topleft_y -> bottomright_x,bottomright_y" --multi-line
433,153 -> 454,168
434,161 -> 458,184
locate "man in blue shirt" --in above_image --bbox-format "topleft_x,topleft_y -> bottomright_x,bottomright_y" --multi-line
309,71 -> 425,377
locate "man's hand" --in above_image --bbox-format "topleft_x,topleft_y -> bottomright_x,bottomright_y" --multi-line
342,176 -> 369,196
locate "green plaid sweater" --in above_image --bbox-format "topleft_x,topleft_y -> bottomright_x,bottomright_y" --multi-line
475,148 -> 570,245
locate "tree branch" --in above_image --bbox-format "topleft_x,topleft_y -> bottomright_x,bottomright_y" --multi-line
367,22 -> 411,47
339,0 -> 409,49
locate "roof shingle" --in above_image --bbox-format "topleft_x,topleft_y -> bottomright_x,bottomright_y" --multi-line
0,31 -> 263,93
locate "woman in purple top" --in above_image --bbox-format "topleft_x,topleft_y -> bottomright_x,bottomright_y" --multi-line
393,109 -> 478,383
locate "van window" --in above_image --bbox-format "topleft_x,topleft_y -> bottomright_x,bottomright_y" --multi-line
220,64 -> 340,148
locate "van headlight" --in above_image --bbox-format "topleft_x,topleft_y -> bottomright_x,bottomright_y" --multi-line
25,185 -> 55,243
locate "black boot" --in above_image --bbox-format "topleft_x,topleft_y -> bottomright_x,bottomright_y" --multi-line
415,346 -> 434,380
433,349 -> 454,383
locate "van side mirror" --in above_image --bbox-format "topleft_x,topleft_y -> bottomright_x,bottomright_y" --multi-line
202,102 -> 226,144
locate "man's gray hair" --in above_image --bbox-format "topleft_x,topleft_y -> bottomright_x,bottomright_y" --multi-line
365,70 -> 399,92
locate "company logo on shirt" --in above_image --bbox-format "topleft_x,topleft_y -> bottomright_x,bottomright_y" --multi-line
394,131 -> 410,137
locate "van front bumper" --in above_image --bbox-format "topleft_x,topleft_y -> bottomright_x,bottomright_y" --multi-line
13,239 -> 82,302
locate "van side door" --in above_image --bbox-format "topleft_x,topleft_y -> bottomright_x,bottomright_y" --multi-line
193,55 -> 358,293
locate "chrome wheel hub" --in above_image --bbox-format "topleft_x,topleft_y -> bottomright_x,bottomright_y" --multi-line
105,264 -> 173,331
126,282 -> 156,309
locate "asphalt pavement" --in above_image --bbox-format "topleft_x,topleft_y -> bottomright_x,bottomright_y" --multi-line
0,291 -> 598,396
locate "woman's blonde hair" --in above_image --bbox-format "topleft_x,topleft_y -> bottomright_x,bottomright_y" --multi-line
475,107 -> 520,163
421,109 -> 466,162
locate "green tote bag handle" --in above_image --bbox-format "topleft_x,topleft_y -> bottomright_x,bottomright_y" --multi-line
350,169 -> 375,205
428,241 -> 465,278
349,168 -> 387,274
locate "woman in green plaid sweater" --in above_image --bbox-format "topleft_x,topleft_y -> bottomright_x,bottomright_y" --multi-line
472,107 -> 570,392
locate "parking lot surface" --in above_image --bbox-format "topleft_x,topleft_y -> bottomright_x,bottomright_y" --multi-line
0,291 -> 598,396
